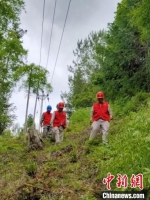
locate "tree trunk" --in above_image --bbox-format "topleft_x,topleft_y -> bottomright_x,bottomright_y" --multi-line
39,97 -> 44,133
33,94 -> 38,123
24,84 -> 31,136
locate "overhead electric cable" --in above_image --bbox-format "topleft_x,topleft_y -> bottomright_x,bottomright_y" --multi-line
45,0 -> 58,70
50,0 -> 72,83
33,0 -> 46,122
39,0 -> 46,67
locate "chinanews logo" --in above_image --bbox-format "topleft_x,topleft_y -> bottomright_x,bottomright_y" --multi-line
96,173 -> 148,200
102,173 -> 143,190
97,191 -> 148,200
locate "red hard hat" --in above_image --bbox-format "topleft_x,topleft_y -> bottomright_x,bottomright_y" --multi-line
96,91 -> 104,98
58,102 -> 65,108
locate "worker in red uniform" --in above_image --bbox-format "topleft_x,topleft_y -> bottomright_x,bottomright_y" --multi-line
40,105 -> 52,138
90,91 -> 113,144
50,102 -> 67,144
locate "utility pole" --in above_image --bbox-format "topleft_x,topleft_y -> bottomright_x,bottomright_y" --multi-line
24,74 -> 32,137
38,91 -> 49,132
33,82 -> 40,124
33,94 -> 38,123
24,86 -> 30,134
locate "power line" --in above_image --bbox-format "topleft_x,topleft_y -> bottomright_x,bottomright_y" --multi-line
39,0 -> 46,67
45,0 -> 58,70
33,0 -> 46,123
50,0 -> 72,83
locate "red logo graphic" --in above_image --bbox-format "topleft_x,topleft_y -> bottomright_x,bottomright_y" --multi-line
102,173 -> 115,190
116,174 -> 128,188
103,173 -> 143,190
130,174 -> 143,190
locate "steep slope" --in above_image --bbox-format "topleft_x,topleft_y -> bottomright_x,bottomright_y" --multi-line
1,93 -> 150,199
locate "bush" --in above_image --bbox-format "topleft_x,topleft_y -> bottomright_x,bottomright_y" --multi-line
112,92 -> 150,117
67,107 -> 91,134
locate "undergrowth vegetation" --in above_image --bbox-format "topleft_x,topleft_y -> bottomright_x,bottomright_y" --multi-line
0,92 -> 150,199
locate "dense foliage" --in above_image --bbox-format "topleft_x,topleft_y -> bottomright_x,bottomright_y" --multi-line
62,0 -> 150,116
0,1 -> 52,133
0,0 -> 27,133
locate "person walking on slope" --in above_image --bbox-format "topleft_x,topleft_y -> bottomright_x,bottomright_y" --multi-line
89,91 -> 113,144
40,105 -> 52,138
50,102 -> 67,144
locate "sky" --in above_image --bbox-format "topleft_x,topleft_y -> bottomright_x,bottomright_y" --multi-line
11,0 -> 121,129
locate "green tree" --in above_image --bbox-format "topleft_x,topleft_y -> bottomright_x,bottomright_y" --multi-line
27,114 -> 34,128
13,63 -> 52,134
61,32 -> 104,115
130,0 -> 150,44
63,0 -> 150,112
95,0 -> 150,100
0,0 -> 27,134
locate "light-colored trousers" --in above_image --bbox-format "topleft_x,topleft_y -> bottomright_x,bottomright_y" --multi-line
43,126 -> 52,138
52,126 -> 64,144
89,119 -> 110,143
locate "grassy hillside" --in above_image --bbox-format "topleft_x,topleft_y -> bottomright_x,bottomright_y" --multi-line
0,93 -> 150,199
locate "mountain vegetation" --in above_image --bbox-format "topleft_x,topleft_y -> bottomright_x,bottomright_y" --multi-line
0,0 -> 150,199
